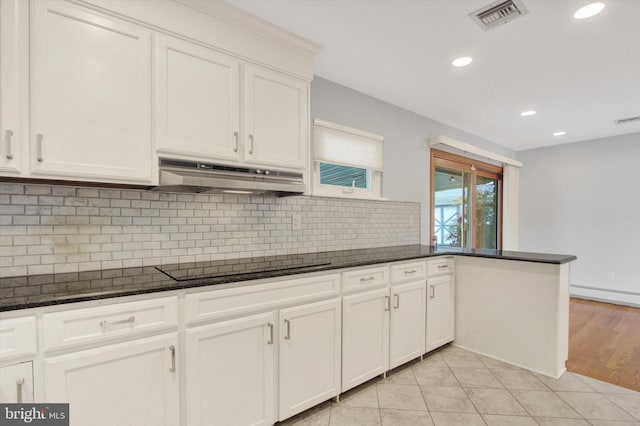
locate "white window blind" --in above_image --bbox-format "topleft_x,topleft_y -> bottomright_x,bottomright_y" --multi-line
314,120 -> 384,171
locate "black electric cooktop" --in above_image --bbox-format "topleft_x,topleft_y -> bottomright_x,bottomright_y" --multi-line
155,254 -> 332,281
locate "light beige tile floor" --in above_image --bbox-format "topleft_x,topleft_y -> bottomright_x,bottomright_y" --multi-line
277,346 -> 640,426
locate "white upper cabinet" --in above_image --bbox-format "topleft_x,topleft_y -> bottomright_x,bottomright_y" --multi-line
30,0 -> 153,183
155,34 -> 241,163
244,65 -> 308,170
0,0 -> 25,175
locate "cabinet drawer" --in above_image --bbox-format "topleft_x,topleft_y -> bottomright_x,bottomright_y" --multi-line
0,317 -> 36,364
185,273 -> 340,325
427,258 -> 454,277
43,296 -> 178,352
390,261 -> 427,283
341,266 -> 389,294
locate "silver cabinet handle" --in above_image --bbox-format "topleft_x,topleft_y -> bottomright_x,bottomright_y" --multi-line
248,134 -> 254,155
233,131 -> 239,153
284,319 -> 290,340
4,130 -> 13,160
404,269 -> 417,275
36,134 -> 44,162
169,345 -> 176,372
394,293 -> 400,309
360,276 -> 376,283
384,295 -> 390,311
16,378 -> 24,403
437,264 -> 449,270
430,285 -> 435,299
100,315 -> 135,328
267,323 -> 274,345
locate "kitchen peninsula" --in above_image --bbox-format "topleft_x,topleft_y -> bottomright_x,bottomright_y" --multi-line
1,243 -> 576,425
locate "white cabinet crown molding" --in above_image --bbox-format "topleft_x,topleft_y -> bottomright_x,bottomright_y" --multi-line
78,0 -> 320,80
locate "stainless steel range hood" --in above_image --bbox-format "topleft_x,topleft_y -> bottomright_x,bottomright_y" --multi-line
152,159 -> 306,196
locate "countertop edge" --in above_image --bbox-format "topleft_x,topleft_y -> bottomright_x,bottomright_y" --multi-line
0,249 -> 577,312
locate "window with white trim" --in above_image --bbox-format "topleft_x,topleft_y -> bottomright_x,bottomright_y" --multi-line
312,119 -> 384,199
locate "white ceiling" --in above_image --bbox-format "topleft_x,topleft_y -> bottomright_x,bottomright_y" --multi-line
226,0 -> 640,151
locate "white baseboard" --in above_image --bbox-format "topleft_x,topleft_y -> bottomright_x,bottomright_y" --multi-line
570,286 -> 640,308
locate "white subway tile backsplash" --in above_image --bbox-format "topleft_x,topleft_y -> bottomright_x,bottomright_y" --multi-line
0,182 -> 420,277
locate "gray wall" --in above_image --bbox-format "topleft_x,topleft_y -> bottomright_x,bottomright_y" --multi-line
311,77 -> 515,243
518,132 -> 640,306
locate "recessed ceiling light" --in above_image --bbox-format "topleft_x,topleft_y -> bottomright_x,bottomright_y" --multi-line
553,131 -> 567,136
520,110 -> 536,117
574,3 -> 605,19
452,57 -> 473,67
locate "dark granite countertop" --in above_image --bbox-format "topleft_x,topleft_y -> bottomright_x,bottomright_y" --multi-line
0,245 -> 576,311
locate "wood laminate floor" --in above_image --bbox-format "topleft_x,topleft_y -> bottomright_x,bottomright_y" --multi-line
568,297 -> 640,392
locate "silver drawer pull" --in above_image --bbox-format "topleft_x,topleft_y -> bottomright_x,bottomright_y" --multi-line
404,269 -> 417,274
437,265 -> 449,270
5,130 -> 13,160
16,378 -> 24,403
267,323 -> 274,345
384,295 -> 390,311
284,319 -> 291,340
169,345 -> 176,373
394,293 -> 400,309
248,134 -> 254,155
430,285 -> 435,299
100,315 -> 135,328
360,276 -> 376,282
233,131 -> 239,153
36,134 -> 44,162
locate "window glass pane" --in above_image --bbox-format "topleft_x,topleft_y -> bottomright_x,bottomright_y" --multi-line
475,176 -> 499,249
433,168 -> 470,248
319,162 -> 369,188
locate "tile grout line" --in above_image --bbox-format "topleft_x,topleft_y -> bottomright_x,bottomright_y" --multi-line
599,392 -> 640,423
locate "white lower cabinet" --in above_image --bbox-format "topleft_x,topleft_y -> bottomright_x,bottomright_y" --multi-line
426,273 -> 455,352
185,312 -> 276,426
278,297 -> 341,420
342,288 -> 389,391
341,262 -> 427,393
44,333 -> 179,426
0,362 -> 33,403
389,280 -> 426,369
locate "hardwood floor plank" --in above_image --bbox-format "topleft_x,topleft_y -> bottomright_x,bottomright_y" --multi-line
567,297 -> 640,392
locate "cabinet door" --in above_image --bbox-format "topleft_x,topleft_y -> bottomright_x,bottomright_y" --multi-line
243,64 -> 308,170
279,298 -> 341,421
390,281 -> 426,369
30,1 -> 152,183
0,362 -> 33,403
342,288 -> 389,392
0,0 -> 25,174
45,333 -> 179,426
155,35 -> 241,163
185,312 -> 275,426
426,274 -> 455,352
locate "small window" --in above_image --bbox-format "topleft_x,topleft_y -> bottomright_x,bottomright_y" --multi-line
313,120 -> 384,199
319,163 -> 369,188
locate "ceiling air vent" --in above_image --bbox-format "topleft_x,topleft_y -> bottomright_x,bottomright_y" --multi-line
470,0 -> 529,31
614,116 -> 640,125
